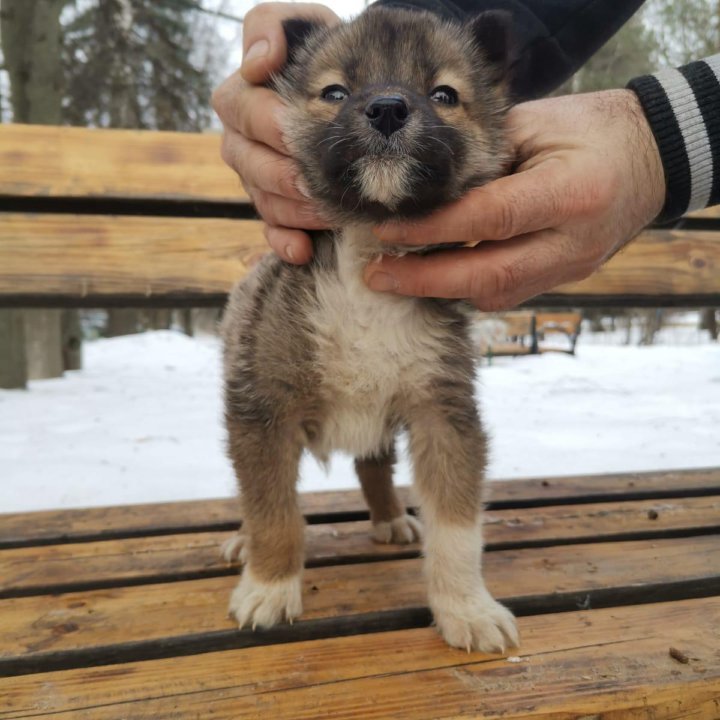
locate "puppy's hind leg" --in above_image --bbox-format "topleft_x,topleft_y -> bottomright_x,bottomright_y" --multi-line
407,394 -> 518,654
226,419 -> 305,629
355,444 -> 421,545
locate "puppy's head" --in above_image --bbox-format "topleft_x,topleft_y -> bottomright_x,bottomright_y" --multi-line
274,7 -> 512,224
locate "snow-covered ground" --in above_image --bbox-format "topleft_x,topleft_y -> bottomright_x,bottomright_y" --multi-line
2,327 -> 719,513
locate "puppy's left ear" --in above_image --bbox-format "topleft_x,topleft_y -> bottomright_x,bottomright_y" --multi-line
283,17 -> 326,65
468,10 -> 513,83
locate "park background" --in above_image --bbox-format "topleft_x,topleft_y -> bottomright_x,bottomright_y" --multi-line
1,0 -> 719,512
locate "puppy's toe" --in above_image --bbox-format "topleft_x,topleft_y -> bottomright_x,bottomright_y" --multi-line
229,569 -> 303,629
372,513 -> 423,545
432,590 -> 518,654
220,532 -> 248,565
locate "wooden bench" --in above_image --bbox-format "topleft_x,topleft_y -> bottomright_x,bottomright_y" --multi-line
1,468 -> 719,717
1,123 -> 720,717
0,123 -> 719,308
475,311 -> 582,362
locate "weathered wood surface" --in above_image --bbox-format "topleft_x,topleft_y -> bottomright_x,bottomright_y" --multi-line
555,229 -> 720,298
0,214 -> 265,300
2,467 -> 718,548
3,496 -> 719,599
1,215 -> 720,304
0,470 -> 718,716
0,124 -> 247,203
1,597 -> 717,720
1,534 -> 718,674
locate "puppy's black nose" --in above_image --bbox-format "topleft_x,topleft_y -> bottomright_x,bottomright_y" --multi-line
365,95 -> 409,137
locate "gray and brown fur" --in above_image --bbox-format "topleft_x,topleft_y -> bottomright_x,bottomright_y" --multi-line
220,6 -> 519,651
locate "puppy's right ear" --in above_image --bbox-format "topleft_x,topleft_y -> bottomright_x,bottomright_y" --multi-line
282,17 -> 325,65
468,10 -> 513,84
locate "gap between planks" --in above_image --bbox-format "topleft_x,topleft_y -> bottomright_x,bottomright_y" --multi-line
0,597 -> 718,720
2,467 -> 719,549
0,534 -> 718,677
2,495 -> 720,599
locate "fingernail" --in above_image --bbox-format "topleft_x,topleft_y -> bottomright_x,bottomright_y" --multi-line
243,39 -> 270,65
284,244 -> 296,262
296,178 -> 312,199
367,272 -> 398,292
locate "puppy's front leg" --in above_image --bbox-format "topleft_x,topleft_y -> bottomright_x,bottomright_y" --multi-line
226,419 -> 305,629
355,445 -> 422,545
407,396 -> 518,653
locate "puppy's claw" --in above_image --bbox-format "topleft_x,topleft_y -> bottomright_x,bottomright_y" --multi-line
372,513 -> 423,545
220,532 -> 248,565
229,570 -> 303,630
432,590 -> 518,654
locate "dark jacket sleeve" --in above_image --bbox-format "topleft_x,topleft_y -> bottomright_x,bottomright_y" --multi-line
628,55 -> 720,221
374,0 -> 645,101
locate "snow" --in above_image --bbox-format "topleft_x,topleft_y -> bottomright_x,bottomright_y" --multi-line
2,328 -> 719,513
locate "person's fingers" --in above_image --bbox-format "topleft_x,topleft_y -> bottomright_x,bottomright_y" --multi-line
264,224 -> 314,264
213,74 -> 288,154
249,187 -> 327,230
221,130 -> 306,200
374,161 -> 591,246
364,230 -> 598,310
241,3 -> 340,84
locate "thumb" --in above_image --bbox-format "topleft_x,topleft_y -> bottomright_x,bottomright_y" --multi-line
241,3 -> 340,85
375,162 -> 575,246
241,6 -> 291,84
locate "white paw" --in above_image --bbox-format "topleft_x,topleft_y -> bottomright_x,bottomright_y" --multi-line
431,588 -> 518,654
229,569 -> 303,629
220,532 -> 248,565
372,514 -> 423,544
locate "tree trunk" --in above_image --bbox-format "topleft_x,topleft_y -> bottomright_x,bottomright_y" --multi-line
106,309 -> 142,337
61,309 -> 83,371
1,0 -> 78,381
0,311 -> 28,389
700,308 -> 718,341
24,309 -> 64,379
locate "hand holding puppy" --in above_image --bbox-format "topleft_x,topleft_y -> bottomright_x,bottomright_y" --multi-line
214,4 -> 665,310
212,2 -> 338,264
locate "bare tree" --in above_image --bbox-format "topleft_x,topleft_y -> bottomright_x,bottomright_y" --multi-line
0,0 -> 77,387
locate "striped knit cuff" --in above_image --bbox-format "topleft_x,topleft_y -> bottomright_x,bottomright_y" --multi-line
628,54 -> 720,222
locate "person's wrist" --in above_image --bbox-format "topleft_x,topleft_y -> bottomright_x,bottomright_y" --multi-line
620,88 -> 666,224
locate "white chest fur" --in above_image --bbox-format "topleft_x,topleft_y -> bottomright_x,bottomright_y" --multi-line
308,226 -> 445,460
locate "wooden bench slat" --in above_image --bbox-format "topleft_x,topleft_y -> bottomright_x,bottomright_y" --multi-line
1,535 -> 717,674
1,214 -> 719,304
2,497 -> 719,598
0,213 -> 264,299
555,229 -> 720,298
1,597 -> 717,719
2,468 -> 718,548
0,124 -> 248,203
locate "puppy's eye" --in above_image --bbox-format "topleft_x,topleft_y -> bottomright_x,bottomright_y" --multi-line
321,84 -> 350,102
429,86 -> 459,105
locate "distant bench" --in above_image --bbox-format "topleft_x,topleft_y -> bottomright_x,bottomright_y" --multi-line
474,311 -> 583,362
0,123 -> 719,311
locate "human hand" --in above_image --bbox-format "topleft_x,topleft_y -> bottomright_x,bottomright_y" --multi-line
364,90 -> 666,310
212,2 -> 339,264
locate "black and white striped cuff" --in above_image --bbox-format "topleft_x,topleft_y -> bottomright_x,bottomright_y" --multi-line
628,54 -> 720,222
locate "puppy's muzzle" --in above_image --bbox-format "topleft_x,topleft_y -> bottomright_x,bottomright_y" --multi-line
365,95 -> 409,138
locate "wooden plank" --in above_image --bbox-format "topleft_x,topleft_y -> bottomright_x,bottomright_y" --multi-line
2,468 -> 718,548
555,229 -> 720,299
1,217 -> 719,305
0,535 -> 717,674
1,598 -> 717,719
0,214 -> 265,301
0,124 -> 248,203
2,497 -> 719,598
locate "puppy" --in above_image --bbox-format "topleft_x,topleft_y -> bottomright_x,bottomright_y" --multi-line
220,6 -> 518,653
